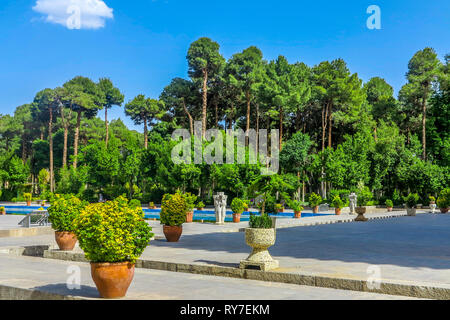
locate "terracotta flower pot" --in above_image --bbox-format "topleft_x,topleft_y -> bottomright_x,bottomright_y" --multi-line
294,211 -> 301,219
91,262 -> 135,299
277,208 -> 284,213
313,206 -> 319,214
186,211 -> 194,223
233,213 -> 241,223
163,225 -> 183,242
55,232 -> 77,251
387,207 -> 393,212
335,208 -> 341,215
440,207 -> 449,214
197,208 -> 204,211
26,201 -> 31,207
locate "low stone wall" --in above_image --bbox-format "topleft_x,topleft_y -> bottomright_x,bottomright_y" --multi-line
0,226 -> 53,238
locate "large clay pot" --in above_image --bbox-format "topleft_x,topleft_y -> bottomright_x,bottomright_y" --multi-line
91,262 -> 135,299
186,211 -> 194,223
55,232 -> 77,251
277,208 -> 284,213
294,211 -> 301,219
406,208 -> 416,216
440,208 -> 449,214
197,208 -> 204,211
313,206 -> 319,214
355,207 -> 368,222
26,201 -> 31,207
387,207 -> 393,212
232,213 -> 241,223
335,208 -> 341,215
163,225 -> 183,242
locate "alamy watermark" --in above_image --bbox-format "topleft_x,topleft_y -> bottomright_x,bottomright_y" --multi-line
367,5 -> 381,30
171,121 -> 279,175
66,265 -> 81,290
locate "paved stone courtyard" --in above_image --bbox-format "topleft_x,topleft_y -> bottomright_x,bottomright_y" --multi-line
0,211 -> 448,299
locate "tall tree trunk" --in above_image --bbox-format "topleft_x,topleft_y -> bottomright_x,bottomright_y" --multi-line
321,103 -> 329,152
202,69 -> 208,139
256,103 -> 260,151
144,117 -> 148,149
73,110 -> 82,170
48,106 -> 54,192
246,90 -> 251,133
215,100 -> 219,128
422,95 -> 427,161
59,104 -> 69,168
279,106 -> 283,150
328,102 -> 332,149
105,107 -> 109,148
182,99 -> 194,136
374,126 -> 378,142
21,139 -> 27,163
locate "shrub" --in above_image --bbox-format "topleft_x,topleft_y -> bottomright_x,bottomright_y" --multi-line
385,199 -> 394,208
48,194 -> 87,232
404,193 -> 419,209
149,202 -> 155,207
74,196 -> 153,263
332,196 -> 344,209
275,203 -> 284,210
437,188 -> 450,209
288,200 -> 304,212
231,198 -> 244,214
160,192 -> 187,226
129,199 -> 142,209
0,207 -> 5,213
24,193 -> 32,202
357,187 -> 373,207
243,200 -> 250,211
249,214 -> 273,229
197,201 -> 205,208
183,192 -> 197,212
308,193 -> 322,207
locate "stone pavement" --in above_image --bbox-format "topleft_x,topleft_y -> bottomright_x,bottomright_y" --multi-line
0,254 -> 417,300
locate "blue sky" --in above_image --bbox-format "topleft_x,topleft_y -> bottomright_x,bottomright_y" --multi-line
0,0 -> 449,132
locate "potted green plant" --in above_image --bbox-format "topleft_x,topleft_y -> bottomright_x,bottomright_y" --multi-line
24,193 -> 32,206
160,192 -> 187,242
74,196 -> 153,299
196,201 -> 205,211
231,198 -> 244,223
48,194 -> 87,251
289,200 -> 304,219
385,199 -> 394,212
332,196 -> 344,215
240,214 -> 279,271
0,207 -> 5,215
404,193 -> 419,216
355,187 -> 372,221
149,202 -> 157,209
437,188 -> 450,213
275,203 -> 284,213
309,193 -> 322,214
243,200 -> 250,212
183,192 -> 197,223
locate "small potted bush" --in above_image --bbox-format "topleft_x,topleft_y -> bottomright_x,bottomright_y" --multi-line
231,198 -> 244,223
275,203 -> 284,213
149,202 -> 157,209
288,200 -> 304,219
0,207 -> 5,215
404,193 -> 419,216
243,200 -> 250,212
160,192 -> 187,242
332,196 -> 344,215
309,193 -> 322,214
74,196 -> 153,299
196,201 -> 205,211
240,214 -> 278,271
355,187 -> 372,221
385,199 -> 394,212
437,188 -> 450,213
48,194 -> 87,251
24,193 -> 32,206
183,192 -> 197,223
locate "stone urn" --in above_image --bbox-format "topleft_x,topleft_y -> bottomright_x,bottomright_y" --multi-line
240,228 -> 279,271
355,207 -> 368,222
406,208 -> 416,216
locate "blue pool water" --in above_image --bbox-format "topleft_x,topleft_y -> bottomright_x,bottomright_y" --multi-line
0,205 -> 50,215
143,208 -> 332,222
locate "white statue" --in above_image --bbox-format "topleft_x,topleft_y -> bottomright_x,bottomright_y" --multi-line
214,192 -> 228,224
349,193 -> 357,215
